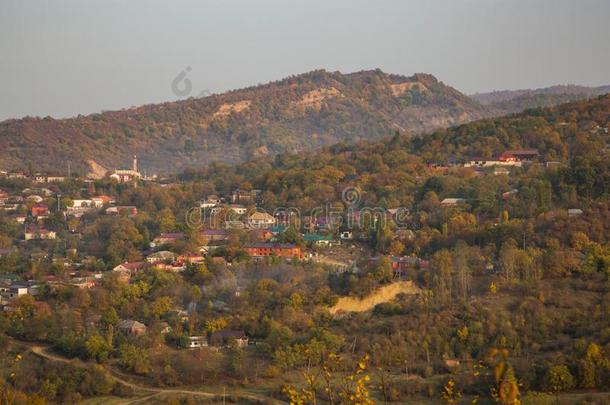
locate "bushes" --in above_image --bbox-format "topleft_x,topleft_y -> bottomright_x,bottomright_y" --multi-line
544,365 -> 576,393
522,391 -> 554,405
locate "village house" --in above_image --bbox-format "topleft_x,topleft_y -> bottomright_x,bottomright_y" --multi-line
0,281 -> 41,306
3,284 -> 28,301
199,229 -> 230,244
31,203 -> 49,218
502,189 -> 519,200
247,211 -> 276,229
25,226 -> 56,240
464,156 -> 522,168
210,204 -> 247,216
67,199 -> 104,217
303,233 -> 335,247
146,250 -> 176,264
23,187 -> 53,197
153,262 -> 186,272
230,189 -> 260,204
7,171 -> 27,179
209,330 -> 249,348
68,277 -> 96,289
504,149 -> 540,161
112,261 -> 146,282
150,232 -> 184,248
244,243 -> 302,259
369,255 -> 429,277
440,198 -> 467,206
200,195 -> 222,209
177,252 -> 205,264
46,175 -> 67,183
73,199 -> 104,209
304,215 -> 342,232
117,319 -> 147,336
105,206 -> 138,217
94,195 -> 116,205
9,214 -> 26,224
568,208 -> 583,217
187,336 -> 208,349
34,173 -> 67,183
26,195 -> 44,204
248,228 -> 274,242
464,149 -> 539,168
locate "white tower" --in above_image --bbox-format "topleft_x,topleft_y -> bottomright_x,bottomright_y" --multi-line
132,155 -> 138,173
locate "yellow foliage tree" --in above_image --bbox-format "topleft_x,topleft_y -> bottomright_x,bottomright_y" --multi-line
487,348 -> 521,405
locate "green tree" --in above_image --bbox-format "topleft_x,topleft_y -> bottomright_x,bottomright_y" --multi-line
430,249 -> 453,304
85,334 -> 112,362
545,365 -> 575,398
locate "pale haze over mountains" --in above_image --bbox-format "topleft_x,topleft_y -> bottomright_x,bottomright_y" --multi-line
1,0 -> 610,120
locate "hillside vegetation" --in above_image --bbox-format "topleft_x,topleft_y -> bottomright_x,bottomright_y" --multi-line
472,84 -> 610,114
0,95 -> 609,404
3,70 -> 607,177
1,69 -> 493,174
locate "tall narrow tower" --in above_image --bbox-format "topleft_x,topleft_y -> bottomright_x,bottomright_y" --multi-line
132,155 -> 138,173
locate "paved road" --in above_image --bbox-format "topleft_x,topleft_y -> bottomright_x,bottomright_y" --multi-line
29,344 -> 282,404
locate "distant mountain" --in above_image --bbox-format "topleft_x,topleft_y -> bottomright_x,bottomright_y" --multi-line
471,84 -> 610,114
0,69 -> 492,175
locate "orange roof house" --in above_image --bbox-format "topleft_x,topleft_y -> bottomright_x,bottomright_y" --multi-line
243,243 -> 302,259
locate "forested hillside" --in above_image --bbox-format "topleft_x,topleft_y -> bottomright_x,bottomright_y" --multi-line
472,84 -> 610,114
0,69 -> 491,175
0,95 -> 609,404
180,95 -> 610,210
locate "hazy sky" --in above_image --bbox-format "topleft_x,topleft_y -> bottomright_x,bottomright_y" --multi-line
1,0 -> 609,120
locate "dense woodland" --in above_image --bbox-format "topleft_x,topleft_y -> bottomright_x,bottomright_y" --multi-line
0,96 -> 609,404
2,69 -> 608,176
0,69 -> 493,174
472,85 -> 610,114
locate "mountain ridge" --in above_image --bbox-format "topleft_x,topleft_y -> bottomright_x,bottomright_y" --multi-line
471,84 -> 610,113
1,69 -> 608,176
0,69 -> 492,175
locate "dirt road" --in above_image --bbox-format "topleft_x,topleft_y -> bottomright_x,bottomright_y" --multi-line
29,344 -> 282,404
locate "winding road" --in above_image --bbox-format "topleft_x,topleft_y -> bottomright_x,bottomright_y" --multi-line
28,344 -> 283,404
